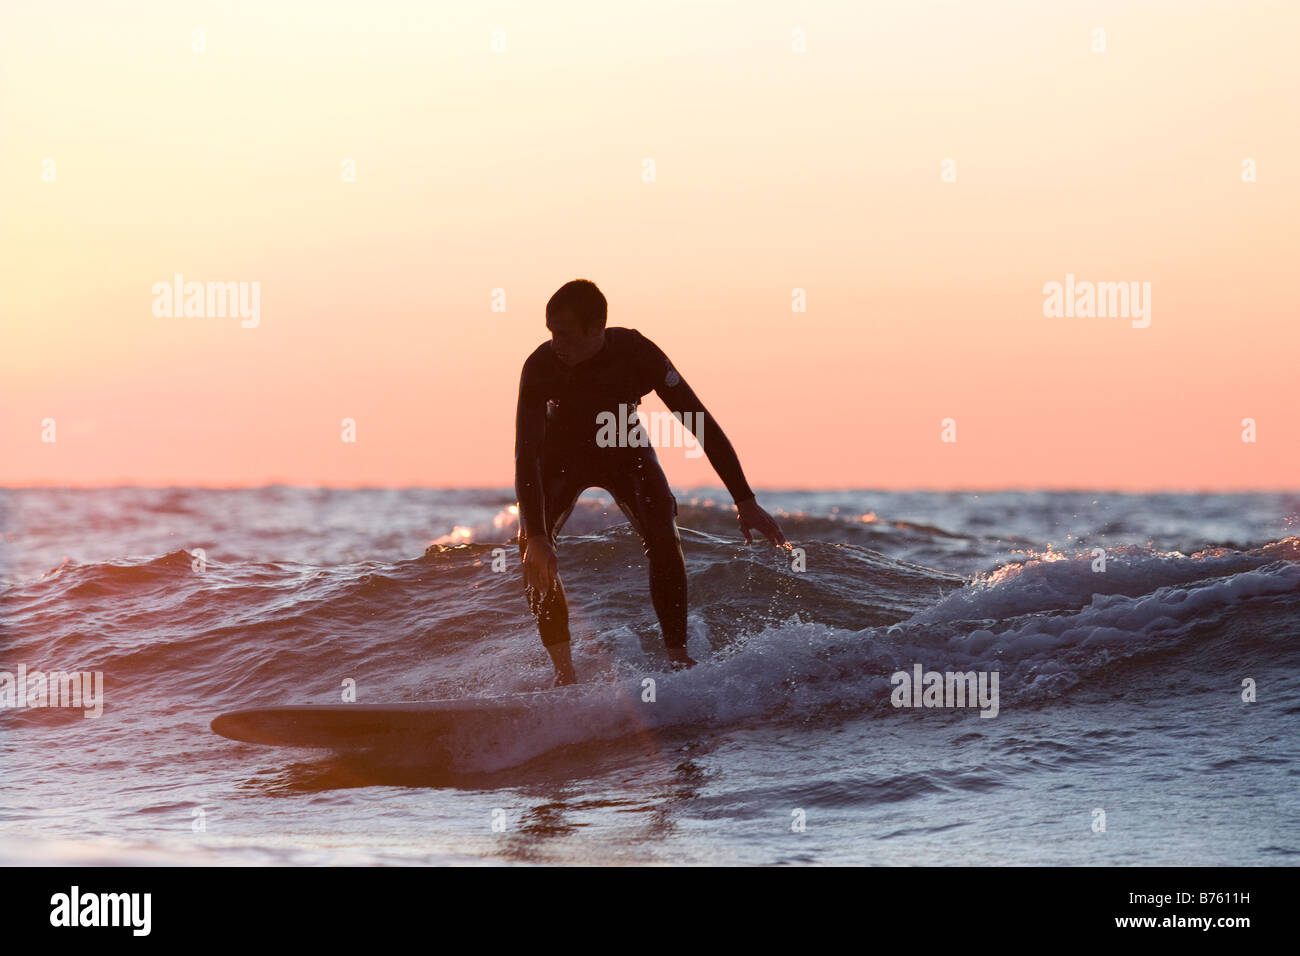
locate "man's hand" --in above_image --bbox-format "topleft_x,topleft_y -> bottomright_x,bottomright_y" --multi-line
736,497 -> 788,546
523,537 -> 559,596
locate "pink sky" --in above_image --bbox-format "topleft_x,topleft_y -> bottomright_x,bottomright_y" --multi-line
2,0 -> 1297,491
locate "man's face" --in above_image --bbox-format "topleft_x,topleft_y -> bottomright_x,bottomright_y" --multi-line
547,309 -> 605,367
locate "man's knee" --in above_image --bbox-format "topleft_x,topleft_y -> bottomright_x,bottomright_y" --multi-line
642,516 -> 682,558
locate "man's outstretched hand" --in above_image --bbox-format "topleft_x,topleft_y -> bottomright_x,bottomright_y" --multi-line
523,537 -> 559,596
736,497 -> 788,546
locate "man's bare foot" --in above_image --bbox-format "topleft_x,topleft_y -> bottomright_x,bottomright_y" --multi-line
547,640 -> 577,686
667,646 -> 697,670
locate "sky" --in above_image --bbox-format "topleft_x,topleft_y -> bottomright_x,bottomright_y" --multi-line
2,0 -> 1297,491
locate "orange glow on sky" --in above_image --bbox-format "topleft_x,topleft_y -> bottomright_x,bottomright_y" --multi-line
2,0 -> 1296,491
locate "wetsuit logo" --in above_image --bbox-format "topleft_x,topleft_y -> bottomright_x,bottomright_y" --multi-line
595,404 -> 704,458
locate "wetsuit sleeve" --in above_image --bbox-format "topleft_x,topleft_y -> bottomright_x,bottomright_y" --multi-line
635,332 -> 756,506
514,357 -> 548,541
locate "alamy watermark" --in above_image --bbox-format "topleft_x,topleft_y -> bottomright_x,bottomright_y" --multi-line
152,273 -> 260,328
50,886 -> 150,936
890,664 -> 999,718
1042,274 -> 1151,328
596,404 -> 703,458
0,665 -> 103,717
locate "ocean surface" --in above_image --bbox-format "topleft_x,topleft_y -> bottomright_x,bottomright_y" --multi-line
1,487 -> 1297,866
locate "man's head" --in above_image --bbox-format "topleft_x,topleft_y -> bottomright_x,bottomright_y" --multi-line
546,279 -> 606,366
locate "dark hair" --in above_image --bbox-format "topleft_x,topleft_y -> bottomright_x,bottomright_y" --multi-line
546,279 -> 607,333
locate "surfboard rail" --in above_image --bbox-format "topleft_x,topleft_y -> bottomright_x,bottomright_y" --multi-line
210,699 -> 539,748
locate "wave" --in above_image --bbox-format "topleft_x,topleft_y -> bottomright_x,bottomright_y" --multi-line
4,503 -> 1298,769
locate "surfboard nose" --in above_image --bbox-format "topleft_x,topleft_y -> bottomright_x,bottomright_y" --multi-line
210,709 -> 276,745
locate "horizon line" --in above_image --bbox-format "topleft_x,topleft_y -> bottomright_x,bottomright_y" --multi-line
1,483 -> 1297,496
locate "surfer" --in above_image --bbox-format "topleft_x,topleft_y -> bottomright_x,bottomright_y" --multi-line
515,279 -> 787,685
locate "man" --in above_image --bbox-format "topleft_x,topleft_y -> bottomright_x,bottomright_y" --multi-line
515,279 -> 787,686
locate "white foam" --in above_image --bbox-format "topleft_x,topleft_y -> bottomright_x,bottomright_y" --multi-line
441,551 -> 1300,772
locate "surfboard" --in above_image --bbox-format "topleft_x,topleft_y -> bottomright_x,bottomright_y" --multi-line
211,695 -> 552,749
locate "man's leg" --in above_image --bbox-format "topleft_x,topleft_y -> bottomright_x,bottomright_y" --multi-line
519,461 -> 585,683
607,451 -> 692,661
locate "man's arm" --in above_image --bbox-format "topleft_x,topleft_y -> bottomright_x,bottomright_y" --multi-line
514,362 -> 548,542
655,375 -> 755,506
640,332 -> 787,546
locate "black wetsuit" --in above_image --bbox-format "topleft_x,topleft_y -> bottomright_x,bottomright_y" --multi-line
514,327 -> 754,649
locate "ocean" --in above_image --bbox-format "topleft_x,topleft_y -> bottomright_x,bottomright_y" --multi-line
1,487 -> 1297,865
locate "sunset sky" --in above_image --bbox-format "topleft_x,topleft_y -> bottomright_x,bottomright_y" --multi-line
2,0 -> 1296,491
